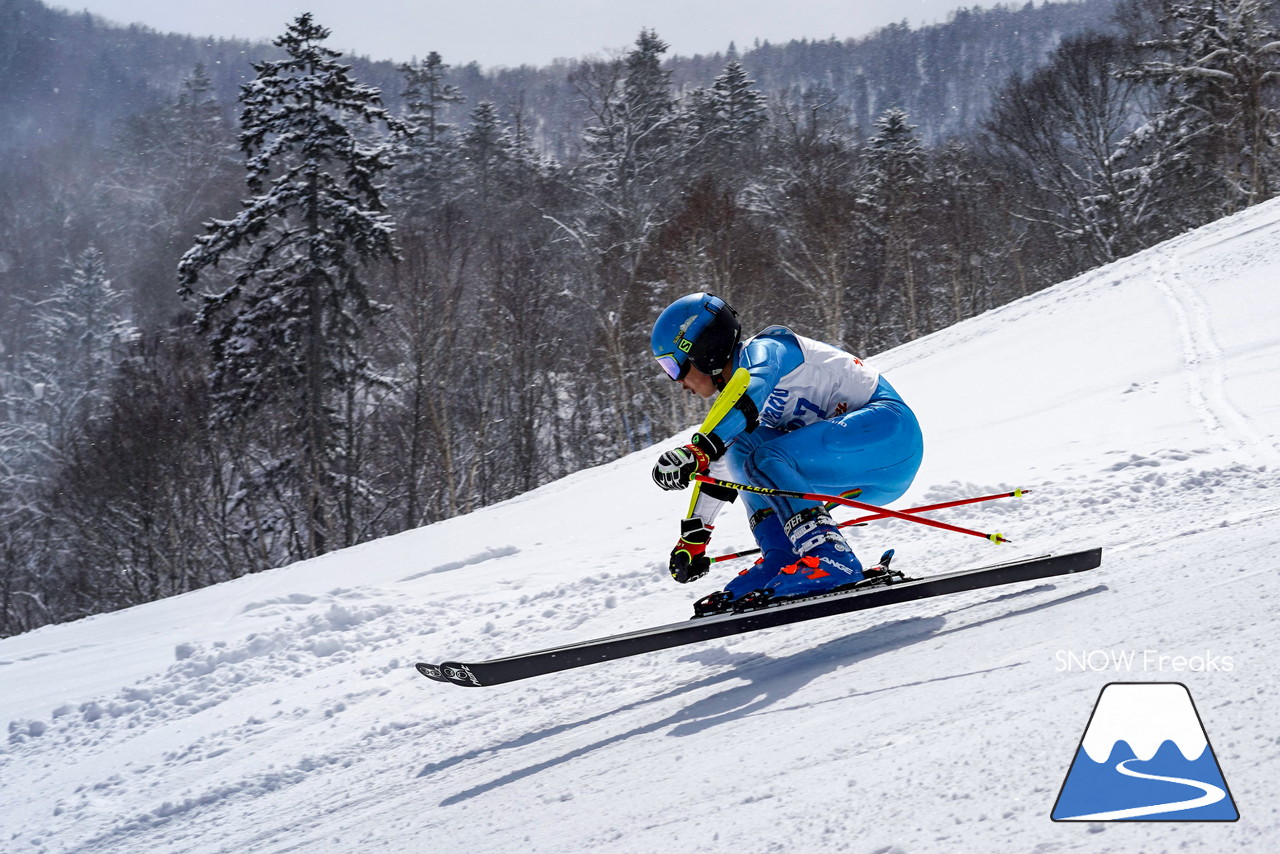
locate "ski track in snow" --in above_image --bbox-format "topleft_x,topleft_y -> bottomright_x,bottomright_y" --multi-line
1150,246 -> 1276,463
6,201 -> 1280,853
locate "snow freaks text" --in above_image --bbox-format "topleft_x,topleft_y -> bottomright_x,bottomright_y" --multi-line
1054,650 -> 1234,673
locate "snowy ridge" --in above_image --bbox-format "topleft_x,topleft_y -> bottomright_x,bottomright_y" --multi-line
4,201 -> 1280,851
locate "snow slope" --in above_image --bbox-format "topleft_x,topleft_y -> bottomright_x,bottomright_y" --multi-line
4,201 -> 1280,853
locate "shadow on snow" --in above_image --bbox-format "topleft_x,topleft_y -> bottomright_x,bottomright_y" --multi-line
423,584 -> 1107,806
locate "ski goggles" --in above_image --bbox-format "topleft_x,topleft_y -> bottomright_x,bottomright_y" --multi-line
654,351 -> 691,382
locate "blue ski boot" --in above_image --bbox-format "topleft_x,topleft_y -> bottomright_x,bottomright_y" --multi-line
766,507 -> 865,599
724,508 -> 800,597
693,508 -> 800,617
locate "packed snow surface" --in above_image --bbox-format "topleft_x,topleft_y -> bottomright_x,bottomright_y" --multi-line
4,202 -> 1280,852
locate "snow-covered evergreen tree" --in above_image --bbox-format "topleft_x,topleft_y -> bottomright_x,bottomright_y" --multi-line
568,30 -> 686,453
709,60 -> 769,150
863,108 -> 927,341
684,59 -> 768,179
106,64 -> 240,326
2,245 -> 136,466
577,29 -> 679,209
459,101 -> 513,205
1,245 -> 136,630
394,52 -> 464,217
459,101 -> 553,207
866,108 -> 925,193
1124,0 -> 1280,215
177,13 -> 409,558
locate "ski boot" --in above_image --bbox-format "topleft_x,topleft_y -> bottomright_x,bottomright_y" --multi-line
731,548 -> 901,611
692,507 -> 801,617
764,507 -> 866,600
694,556 -> 789,616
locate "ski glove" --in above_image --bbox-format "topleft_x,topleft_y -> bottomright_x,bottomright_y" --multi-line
670,516 -> 714,583
650,432 -> 725,491
651,444 -> 709,491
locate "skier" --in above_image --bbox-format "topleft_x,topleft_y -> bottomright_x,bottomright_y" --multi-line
650,292 -> 924,605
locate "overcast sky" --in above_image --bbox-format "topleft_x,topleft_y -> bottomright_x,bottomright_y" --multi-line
53,1 -> 1001,68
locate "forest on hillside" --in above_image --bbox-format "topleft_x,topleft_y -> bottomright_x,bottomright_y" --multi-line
3,0 -> 1280,635
0,0 -> 1118,153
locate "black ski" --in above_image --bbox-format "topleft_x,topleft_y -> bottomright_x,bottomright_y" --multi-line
416,547 -> 1102,687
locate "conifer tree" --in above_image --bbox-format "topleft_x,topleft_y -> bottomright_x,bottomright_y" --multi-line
395,52 -> 465,216
177,14 -> 409,557
863,108 -> 927,341
709,60 -> 769,151
3,246 -> 136,458
570,30 -> 684,453
1123,0 -> 1280,215
684,59 -> 768,179
108,65 -> 240,326
578,29 -> 679,209
459,101 -> 513,205
0,244 -> 137,630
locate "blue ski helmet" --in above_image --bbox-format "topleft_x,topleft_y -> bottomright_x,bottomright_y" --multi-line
650,293 -> 741,382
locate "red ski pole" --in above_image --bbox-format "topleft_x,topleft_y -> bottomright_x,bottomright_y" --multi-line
844,489 -> 1028,526
691,473 -> 1011,545
708,488 -> 1027,563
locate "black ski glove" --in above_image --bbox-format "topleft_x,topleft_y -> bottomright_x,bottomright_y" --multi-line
651,432 -> 725,491
670,516 -> 714,583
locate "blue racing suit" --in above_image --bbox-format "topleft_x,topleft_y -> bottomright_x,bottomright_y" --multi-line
690,326 -> 924,571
